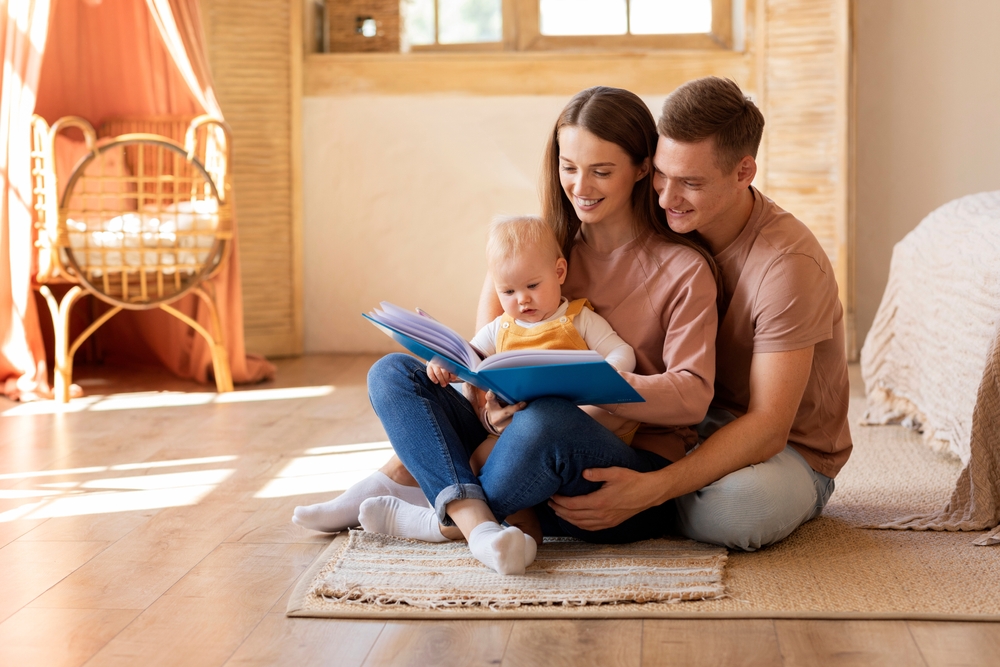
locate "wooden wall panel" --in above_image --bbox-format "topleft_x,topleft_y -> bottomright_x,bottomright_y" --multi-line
201,0 -> 303,357
758,0 -> 852,351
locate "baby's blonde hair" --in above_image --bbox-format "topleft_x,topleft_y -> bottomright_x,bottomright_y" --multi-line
486,215 -> 563,270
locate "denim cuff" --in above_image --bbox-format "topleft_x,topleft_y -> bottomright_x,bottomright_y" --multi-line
433,483 -> 489,526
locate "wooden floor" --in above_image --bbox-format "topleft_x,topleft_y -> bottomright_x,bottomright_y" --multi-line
1,354 -> 999,667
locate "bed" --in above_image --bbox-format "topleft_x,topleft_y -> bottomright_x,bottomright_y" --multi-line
861,190 -> 1000,543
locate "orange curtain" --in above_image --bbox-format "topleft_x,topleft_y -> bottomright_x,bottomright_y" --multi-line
4,0 -> 274,398
138,0 -> 275,386
0,0 -> 51,400
145,0 -> 221,117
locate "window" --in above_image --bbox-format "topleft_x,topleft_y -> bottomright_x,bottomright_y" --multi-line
539,0 -> 710,36
402,0 -> 503,49
400,0 -> 731,52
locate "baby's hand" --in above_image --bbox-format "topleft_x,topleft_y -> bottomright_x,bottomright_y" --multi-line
426,360 -> 459,387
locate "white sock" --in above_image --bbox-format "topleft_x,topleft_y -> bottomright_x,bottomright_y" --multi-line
292,471 -> 427,533
523,533 -> 537,569
468,522 -> 526,576
358,496 -> 448,543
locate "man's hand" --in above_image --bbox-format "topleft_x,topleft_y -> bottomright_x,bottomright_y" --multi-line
548,466 -> 662,531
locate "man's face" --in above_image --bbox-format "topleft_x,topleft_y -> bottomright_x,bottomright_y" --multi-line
652,136 -> 751,249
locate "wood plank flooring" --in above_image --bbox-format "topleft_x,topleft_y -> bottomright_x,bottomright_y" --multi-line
0,354 -> 996,667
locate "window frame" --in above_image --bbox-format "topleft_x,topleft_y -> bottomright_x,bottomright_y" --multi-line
406,0 -> 733,53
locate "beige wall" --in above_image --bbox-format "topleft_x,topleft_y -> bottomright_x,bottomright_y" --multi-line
303,94 -> 661,353
855,0 -> 1000,346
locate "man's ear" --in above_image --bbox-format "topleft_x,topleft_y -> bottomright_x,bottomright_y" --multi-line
736,156 -> 757,187
556,257 -> 568,284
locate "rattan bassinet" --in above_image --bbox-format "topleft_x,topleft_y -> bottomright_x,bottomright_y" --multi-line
30,114 -> 235,401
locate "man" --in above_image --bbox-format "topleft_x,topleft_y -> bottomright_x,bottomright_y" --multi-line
549,76 -> 852,550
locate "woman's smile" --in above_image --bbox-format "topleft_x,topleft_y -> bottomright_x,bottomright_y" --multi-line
574,195 -> 605,210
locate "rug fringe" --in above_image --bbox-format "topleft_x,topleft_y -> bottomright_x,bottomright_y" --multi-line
318,588 -> 727,610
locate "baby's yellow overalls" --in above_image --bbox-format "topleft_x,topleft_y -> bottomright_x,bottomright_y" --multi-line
495,298 -> 637,444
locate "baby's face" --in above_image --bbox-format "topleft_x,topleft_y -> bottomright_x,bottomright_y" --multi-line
492,248 -> 566,324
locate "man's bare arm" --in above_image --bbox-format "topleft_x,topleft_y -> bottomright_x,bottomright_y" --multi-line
549,346 -> 816,530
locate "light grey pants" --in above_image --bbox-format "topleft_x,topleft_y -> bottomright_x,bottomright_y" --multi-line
673,408 -> 836,551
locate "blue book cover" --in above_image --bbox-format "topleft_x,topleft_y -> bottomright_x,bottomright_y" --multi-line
363,306 -> 644,407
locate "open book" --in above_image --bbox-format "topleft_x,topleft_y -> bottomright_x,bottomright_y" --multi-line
363,302 -> 644,406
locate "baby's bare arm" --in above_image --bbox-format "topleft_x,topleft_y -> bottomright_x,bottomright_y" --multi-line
425,359 -> 458,387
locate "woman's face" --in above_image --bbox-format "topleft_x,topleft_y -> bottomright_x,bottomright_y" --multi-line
557,126 -> 648,232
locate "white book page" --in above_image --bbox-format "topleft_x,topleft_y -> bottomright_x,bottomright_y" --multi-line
371,307 -> 455,358
375,303 -> 469,362
375,304 -> 457,352
476,349 -> 603,371
374,302 -> 482,369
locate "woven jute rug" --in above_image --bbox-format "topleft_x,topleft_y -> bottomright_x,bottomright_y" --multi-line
287,396 -> 1000,620
289,531 -> 726,615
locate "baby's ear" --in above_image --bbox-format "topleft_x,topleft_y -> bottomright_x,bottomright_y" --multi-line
556,257 -> 568,283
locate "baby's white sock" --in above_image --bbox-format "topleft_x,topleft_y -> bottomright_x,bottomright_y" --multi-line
523,533 -> 537,569
468,522 -> 526,576
358,496 -> 448,543
292,471 -> 427,533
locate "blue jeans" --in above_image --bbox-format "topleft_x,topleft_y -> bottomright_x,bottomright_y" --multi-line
673,408 -> 837,551
367,354 -> 673,544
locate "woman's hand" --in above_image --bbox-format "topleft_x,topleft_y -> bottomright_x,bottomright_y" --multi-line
482,391 -> 526,436
548,466 -> 663,531
425,360 -> 459,387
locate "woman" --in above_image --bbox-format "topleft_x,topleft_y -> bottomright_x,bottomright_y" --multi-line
294,86 -> 719,574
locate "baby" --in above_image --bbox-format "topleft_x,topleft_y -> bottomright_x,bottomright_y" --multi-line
363,215 -> 641,545
443,213 -> 638,426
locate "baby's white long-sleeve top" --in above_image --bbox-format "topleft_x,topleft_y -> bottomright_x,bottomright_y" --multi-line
469,298 -> 636,372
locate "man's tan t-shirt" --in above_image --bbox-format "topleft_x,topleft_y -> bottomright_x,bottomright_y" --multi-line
713,188 -> 852,478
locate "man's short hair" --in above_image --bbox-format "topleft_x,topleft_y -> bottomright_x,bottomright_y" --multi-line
658,77 -> 765,174
486,215 -> 563,270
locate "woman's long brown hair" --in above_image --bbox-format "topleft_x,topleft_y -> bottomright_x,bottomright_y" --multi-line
541,86 -> 722,299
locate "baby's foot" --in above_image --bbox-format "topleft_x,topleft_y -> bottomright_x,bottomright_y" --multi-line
468,523 -> 527,575
292,471 -> 427,532
523,532 -> 537,568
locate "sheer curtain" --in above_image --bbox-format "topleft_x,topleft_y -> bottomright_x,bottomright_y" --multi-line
0,0 -> 51,399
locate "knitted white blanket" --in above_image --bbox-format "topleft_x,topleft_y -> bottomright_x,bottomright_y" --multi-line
860,191 -> 1000,543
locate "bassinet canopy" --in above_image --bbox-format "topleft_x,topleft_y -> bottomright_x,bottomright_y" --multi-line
1,0 -> 274,399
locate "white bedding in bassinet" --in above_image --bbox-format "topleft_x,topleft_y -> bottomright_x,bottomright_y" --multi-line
66,200 -> 218,275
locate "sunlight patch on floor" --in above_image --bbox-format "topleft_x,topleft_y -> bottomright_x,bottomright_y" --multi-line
254,441 -> 394,499
0,455 -> 239,523
1,385 -> 335,416
0,455 -> 237,481
80,468 -> 234,491
0,489 -> 63,499
0,484 -> 226,521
